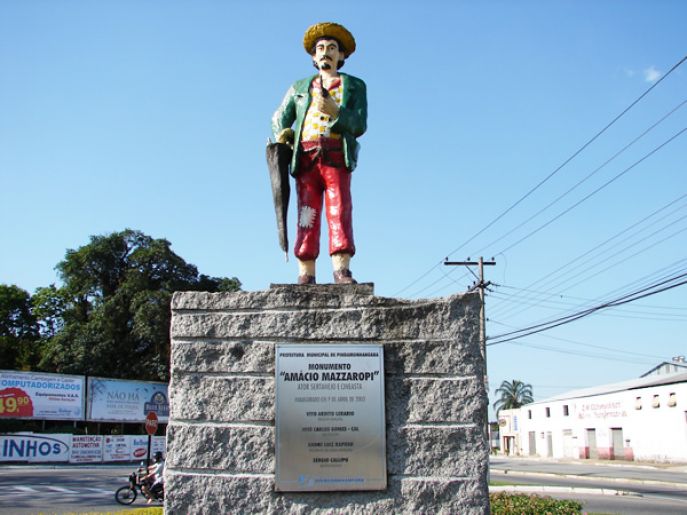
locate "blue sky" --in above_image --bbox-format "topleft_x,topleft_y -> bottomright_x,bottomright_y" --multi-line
2,1 -> 686,417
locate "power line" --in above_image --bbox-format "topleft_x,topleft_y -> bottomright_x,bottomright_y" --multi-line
590,257 -> 687,308
393,53 -> 687,297
407,267 -> 470,299
508,340 -> 657,365
522,227 -> 687,322
486,271 -> 687,345
490,319 -> 670,360
489,194 -> 687,320
497,127 -> 686,255
500,226 -> 687,324
464,198 -> 687,316
473,99 -> 687,256
489,291 -> 687,322
494,283 -> 687,312
493,231 -> 687,323
492,273 -> 687,342
427,197 -> 687,302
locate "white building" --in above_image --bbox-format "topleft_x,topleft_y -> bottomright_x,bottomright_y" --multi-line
641,356 -> 687,377
497,371 -> 687,462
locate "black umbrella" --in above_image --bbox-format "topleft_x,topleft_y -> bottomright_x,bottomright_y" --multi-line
266,141 -> 293,259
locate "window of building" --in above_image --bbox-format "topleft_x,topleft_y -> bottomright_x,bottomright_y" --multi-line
668,392 -> 677,407
545,407 -> 551,418
563,405 -> 569,416
635,396 -> 642,410
652,394 -> 660,408
528,410 -> 532,419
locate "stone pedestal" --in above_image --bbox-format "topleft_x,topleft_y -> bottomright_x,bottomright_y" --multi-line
165,284 -> 489,514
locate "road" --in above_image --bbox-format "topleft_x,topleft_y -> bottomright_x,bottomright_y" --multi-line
491,456 -> 687,514
491,456 -> 687,484
1,459 -> 686,514
0,465 -> 157,514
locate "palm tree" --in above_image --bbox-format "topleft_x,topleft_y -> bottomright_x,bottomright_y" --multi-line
493,379 -> 534,416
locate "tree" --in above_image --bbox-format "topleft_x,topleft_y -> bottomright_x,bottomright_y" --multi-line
493,379 -> 534,416
39,229 -> 240,381
32,284 -> 67,339
0,284 -> 39,370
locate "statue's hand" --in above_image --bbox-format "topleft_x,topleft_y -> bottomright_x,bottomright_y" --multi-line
315,96 -> 339,118
276,128 -> 294,145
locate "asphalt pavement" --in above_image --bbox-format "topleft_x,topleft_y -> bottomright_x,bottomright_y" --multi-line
0,464 -> 149,514
491,455 -> 687,487
1,458 -> 686,514
490,455 -> 687,513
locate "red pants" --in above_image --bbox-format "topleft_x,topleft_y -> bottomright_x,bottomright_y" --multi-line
294,144 -> 355,261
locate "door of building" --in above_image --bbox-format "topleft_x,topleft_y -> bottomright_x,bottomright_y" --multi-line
546,431 -> 553,457
611,428 -> 624,460
586,428 -> 598,459
528,431 -> 536,456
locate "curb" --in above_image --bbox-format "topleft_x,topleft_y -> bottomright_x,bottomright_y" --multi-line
491,468 -> 687,489
0,464 -> 134,471
490,456 -> 687,472
490,485 -> 641,497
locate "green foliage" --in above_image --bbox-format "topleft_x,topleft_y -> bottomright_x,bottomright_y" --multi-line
0,284 -> 40,369
493,379 -> 534,416
33,229 -> 241,381
489,492 -> 583,514
32,284 -> 68,338
62,509 -> 162,515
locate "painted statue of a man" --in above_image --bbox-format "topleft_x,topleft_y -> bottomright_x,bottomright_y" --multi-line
272,22 -> 367,285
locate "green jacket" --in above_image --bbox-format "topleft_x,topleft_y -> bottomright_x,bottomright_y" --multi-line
272,73 -> 367,176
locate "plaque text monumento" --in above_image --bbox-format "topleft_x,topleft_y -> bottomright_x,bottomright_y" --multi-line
275,344 -> 386,492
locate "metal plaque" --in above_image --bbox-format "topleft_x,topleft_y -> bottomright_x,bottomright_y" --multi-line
275,344 -> 386,492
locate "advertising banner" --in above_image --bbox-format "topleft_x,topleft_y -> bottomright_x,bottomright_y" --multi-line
88,378 -> 169,422
0,370 -> 84,420
274,344 -> 386,492
103,435 -> 130,461
152,435 -> 166,456
1,433 -> 165,463
0,433 -> 71,462
70,435 -> 103,463
129,435 -> 150,461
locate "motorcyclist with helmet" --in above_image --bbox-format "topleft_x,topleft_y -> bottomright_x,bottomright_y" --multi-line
141,451 -> 165,503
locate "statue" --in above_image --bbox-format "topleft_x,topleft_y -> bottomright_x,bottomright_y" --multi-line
270,22 -> 367,285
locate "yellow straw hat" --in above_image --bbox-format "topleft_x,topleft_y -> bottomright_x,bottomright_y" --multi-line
303,22 -> 356,57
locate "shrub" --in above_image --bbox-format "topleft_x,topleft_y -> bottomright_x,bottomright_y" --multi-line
490,492 -> 583,514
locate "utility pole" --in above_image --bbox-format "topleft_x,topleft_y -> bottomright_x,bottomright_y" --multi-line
444,257 -> 496,445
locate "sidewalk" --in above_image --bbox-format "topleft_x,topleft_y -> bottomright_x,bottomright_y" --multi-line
491,453 -> 687,472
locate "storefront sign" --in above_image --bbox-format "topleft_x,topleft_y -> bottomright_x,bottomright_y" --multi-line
70,435 -> 103,463
0,433 -> 71,462
103,435 -> 130,461
578,400 -> 628,420
88,378 -> 169,422
274,344 -> 386,492
0,370 -> 84,420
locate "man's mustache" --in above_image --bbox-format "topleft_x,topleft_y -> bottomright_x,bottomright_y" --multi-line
319,56 -> 333,62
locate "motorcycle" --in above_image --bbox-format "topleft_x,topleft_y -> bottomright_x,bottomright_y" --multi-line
114,463 -> 164,505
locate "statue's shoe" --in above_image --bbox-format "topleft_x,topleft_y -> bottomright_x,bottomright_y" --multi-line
333,269 -> 357,284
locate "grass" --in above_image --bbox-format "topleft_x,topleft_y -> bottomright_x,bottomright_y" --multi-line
46,509 -> 163,515
490,492 -> 583,514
